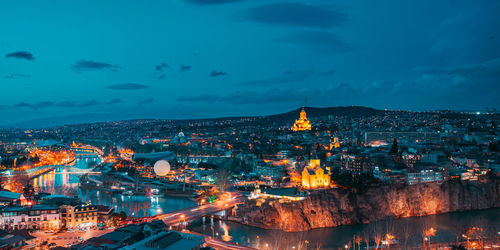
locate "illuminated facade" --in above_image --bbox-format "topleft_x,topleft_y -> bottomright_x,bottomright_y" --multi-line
60,205 -> 98,229
301,159 -> 331,189
0,205 -> 61,231
291,107 -> 312,131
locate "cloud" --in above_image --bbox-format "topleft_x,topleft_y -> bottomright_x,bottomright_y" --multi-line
323,69 -> 336,75
178,88 -> 306,105
137,98 -> 154,105
14,101 -> 54,109
77,100 -> 100,107
2,73 -> 31,79
13,102 -> 34,109
106,83 -> 149,90
416,57 -> 500,79
5,51 -> 35,61
55,100 -> 76,108
180,65 -> 191,72
277,30 -> 354,52
107,98 -> 123,104
177,82 -> 406,106
185,0 -> 242,5
244,3 -> 345,28
428,2 -> 500,65
411,58 -> 500,106
72,60 -> 119,73
54,100 -> 101,108
209,70 -> 226,77
237,70 -> 313,86
55,100 -> 101,108
155,62 -> 169,71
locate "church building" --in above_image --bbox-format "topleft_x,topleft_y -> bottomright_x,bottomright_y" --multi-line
301,159 -> 331,189
291,107 -> 312,131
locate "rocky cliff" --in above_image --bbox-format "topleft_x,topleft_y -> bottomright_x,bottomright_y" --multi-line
237,179 -> 500,232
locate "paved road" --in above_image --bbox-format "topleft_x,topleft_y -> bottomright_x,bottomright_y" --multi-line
31,229 -> 113,248
182,230 -> 255,250
205,237 -> 255,250
156,193 -> 247,225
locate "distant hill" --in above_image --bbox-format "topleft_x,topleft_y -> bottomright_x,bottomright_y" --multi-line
3,113 -> 142,129
6,106 -> 490,129
264,106 -> 386,121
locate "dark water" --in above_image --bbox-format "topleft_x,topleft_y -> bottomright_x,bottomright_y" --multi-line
190,208 -> 500,249
33,163 -> 195,217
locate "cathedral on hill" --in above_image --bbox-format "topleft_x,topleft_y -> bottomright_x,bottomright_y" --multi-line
291,107 -> 312,131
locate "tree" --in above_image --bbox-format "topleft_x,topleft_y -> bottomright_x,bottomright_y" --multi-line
423,227 -> 437,248
0,175 -> 7,190
370,221 -> 384,250
488,141 -> 499,152
23,183 -> 35,199
389,139 -> 398,154
215,168 -> 230,195
8,170 -> 29,193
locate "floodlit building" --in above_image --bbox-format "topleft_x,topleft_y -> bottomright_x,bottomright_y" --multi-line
0,205 -> 61,231
60,205 -> 98,229
301,159 -> 330,189
407,169 -> 443,185
252,187 -> 306,201
291,107 -> 312,131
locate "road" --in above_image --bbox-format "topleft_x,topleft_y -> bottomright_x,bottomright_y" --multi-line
181,230 -> 255,250
156,193 -> 247,225
205,236 -> 255,250
31,229 -> 113,248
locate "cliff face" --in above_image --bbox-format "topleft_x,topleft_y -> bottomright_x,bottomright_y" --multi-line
237,180 -> 500,232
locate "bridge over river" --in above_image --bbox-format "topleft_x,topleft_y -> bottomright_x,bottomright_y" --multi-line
26,165 -> 64,179
154,193 -> 247,225
151,193 -> 251,250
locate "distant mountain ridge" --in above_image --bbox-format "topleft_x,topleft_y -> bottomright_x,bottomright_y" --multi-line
2,106 -> 488,129
264,106 -> 385,121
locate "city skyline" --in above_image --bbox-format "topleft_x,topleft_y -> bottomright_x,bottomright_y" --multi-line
1,0 -> 499,125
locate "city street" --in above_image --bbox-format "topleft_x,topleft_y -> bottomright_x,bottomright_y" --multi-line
31,229 -> 113,248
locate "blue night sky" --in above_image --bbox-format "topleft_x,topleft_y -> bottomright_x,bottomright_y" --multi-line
1,0 -> 499,125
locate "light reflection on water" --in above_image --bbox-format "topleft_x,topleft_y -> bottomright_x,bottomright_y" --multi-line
190,208 -> 500,249
33,161 -> 195,217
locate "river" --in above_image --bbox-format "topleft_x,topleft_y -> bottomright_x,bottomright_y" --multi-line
189,208 -> 499,249
32,161 -> 195,217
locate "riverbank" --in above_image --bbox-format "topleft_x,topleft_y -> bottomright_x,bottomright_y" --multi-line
190,208 -> 500,249
236,178 -> 500,232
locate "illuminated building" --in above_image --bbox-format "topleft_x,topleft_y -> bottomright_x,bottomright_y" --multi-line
60,205 -> 98,229
301,159 -> 331,189
0,205 -> 61,230
291,107 -> 312,131
330,137 -> 340,149
250,187 -> 305,201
